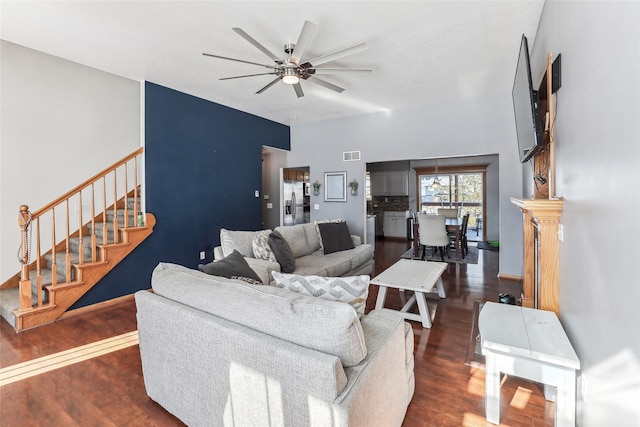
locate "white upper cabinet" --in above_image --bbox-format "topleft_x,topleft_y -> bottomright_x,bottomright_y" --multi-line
370,171 -> 408,196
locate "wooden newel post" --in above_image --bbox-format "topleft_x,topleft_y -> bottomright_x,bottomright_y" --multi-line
18,205 -> 33,311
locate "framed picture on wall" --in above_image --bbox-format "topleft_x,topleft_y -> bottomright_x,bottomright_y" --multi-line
324,172 -> 347,202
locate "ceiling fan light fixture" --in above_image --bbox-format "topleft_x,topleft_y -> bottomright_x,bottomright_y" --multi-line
282,75 -> 299,85
282,68 -> 299,85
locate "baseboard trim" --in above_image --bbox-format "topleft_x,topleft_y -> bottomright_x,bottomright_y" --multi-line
497,273 -> 522,282
58,293 -> 137,320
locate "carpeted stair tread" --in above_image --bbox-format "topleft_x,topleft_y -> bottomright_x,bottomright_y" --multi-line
69,236 -> 97,259
1,286 -> 46,327
105,210 -> 137,224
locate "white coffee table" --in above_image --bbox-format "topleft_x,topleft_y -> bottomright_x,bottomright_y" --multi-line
370,259 -> 447,328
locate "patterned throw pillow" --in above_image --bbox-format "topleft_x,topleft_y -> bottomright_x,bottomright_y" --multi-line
231,276 -> 264,286
271,272 -> 369,318
314,219 -> 345,251
252,230 -> 277,262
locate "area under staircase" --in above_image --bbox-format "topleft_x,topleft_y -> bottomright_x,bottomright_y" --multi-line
0,148 -> 155,332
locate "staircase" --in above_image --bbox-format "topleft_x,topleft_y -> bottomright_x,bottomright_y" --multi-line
0,148 -> 155,332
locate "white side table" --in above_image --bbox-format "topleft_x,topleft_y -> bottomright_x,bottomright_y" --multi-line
479,302 -> 580,427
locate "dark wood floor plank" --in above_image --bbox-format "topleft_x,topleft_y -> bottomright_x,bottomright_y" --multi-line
1,239 -> 554,426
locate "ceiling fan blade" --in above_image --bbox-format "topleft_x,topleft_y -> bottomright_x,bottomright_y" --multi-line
290,20 -> 316,65
220,72 -> 276,81
293,83 -> 304,98
311,68 -> 373,75
256,77 -> 282,94
307,43 -> 367,66
202,53 -> 273,69
307,76 -> 345,93
232,27 -> 281,62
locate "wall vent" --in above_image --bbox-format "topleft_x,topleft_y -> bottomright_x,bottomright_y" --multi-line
343,151 -> 361,162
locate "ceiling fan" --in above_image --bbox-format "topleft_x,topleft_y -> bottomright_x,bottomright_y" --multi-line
202,21 -> 371,98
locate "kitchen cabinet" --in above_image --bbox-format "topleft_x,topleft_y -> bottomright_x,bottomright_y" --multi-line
383,211 -> 409,238
283,169 -> 306,182
370,171 -> 409,196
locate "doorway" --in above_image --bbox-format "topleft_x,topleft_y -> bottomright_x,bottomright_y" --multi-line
414,164 -> 487,242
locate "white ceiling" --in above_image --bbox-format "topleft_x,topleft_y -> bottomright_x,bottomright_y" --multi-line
1,1 -> 545,126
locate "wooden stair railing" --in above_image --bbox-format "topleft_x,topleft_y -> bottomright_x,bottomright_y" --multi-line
7,147 -> 154,331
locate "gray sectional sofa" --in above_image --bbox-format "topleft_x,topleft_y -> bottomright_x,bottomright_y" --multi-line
213,222 -> 374,285
135,263 -> 415,427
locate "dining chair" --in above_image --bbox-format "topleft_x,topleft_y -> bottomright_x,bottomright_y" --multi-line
456,213 -> 470,258
416,214 -> 450,262
447,213 -> 470,258
438,208 -> 459,218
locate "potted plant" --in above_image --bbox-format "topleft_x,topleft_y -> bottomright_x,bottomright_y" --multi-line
348,179 -> 359,196
312,180 -> 321,196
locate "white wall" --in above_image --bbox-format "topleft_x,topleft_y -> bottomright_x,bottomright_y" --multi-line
289,91 -> 524,276
532,2 -> 640,424
0,41 -> 140,283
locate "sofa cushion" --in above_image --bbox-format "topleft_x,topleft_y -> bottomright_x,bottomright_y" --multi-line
251,230 -> 276,262
272,272 -> 369,318
274,223 -> 320,257
268,230 -> 296,273
220,228 -> 266,258
346,244 -> 375,271
318,222 -> 355,254
198,250 -> 263,284
151,263 -> 368,367
294,252 -> 350,277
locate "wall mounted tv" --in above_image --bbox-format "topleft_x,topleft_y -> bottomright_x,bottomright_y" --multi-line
512,34 -> 545,163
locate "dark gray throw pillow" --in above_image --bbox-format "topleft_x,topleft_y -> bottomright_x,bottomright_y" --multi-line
268,230 -> 296,273
318,221 -> 355,254
198,250 -> 262,283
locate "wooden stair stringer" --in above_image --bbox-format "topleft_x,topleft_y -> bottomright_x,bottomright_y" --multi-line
12,213 -> 156,330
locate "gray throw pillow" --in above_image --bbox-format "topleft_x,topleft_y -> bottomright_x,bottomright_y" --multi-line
268,230 -> 296,273
198,250 -> 262,283
318,221 -> 355,254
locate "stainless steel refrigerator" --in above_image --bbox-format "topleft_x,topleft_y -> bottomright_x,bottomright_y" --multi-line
283,181 -> 305,226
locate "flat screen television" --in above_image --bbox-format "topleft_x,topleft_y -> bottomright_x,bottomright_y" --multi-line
512,34 -> 545,163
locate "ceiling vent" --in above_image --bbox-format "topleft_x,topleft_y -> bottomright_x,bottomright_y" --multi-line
343,151 -> 361,162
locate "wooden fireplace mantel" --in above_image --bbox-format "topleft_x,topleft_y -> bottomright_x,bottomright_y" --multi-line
511,197 -> 563,315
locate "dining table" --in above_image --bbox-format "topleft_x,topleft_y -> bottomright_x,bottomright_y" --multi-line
412,216 -> 463,259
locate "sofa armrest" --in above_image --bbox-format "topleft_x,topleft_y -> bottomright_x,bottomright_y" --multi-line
333,309 -> 414,426
350,235 -> 362,246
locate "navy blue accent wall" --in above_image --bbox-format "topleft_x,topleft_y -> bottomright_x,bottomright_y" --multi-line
71,82 -> 290,308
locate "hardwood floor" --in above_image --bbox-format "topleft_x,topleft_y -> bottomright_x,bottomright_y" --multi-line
0,239 -> 554,426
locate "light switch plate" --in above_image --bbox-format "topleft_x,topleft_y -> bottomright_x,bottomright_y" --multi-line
199,251 -> 205,260
314,204 -> 320,210
266,202 -> 273,209
254,190 -> 260,197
